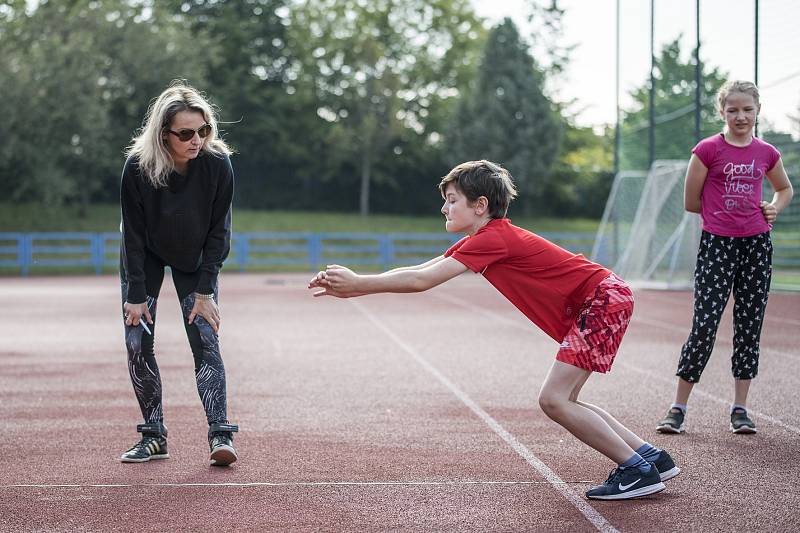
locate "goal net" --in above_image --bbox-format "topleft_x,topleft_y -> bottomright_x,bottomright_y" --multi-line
592,160 -> 700,289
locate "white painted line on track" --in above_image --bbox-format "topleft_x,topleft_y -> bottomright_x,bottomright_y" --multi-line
435,292 -> 800,436
351,300 -> 619,533
618,361 -> 800,435
3,480 -> 593,489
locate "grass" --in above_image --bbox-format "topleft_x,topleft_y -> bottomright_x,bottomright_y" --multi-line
0,203 -> 600,234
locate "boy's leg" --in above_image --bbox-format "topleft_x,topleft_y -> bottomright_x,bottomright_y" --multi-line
566,371 -> 647,451
539,360 -> 635,464
541,361 -> 666,499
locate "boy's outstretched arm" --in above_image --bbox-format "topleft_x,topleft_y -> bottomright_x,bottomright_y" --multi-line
309,257 -> 468,298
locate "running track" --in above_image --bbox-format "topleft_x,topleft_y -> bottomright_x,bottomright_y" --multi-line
1,274 -> 798,532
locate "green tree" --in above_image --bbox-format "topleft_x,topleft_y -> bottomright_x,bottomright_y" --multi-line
161,0 -> 324,210
523,0 -> 573,78
446,18 -> 562,214
0,0 -> 208,212
288,0 -> 485,216
619,37 -> 727,171
544,123 -> 614,217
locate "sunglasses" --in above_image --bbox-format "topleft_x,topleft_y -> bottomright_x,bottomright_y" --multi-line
166,123 -> 212,142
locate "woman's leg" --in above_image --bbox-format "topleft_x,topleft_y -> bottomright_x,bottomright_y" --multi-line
539,360 -> 634,464
172,269 -> 229,425
121,252 -> 165,424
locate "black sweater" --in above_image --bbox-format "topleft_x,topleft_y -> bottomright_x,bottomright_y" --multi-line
120,152 -> 234,304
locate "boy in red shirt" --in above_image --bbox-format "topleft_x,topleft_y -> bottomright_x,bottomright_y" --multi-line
309,160 -> 679,500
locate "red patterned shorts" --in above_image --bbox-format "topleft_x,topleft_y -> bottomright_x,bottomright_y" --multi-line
556,274 -> 634,373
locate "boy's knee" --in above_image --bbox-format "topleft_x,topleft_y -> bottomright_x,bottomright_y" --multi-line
538,390 -> 566,417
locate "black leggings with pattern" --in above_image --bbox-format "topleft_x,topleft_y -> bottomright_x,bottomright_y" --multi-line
676,230 -> 772,383
120,251 -> 229,426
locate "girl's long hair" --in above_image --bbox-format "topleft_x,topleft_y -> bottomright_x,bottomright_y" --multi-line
126,80 -> 232,188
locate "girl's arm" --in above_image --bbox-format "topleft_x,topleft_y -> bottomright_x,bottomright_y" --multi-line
683,154 -> 709,214
311,257 -> 468,298
761,158 -> 794,223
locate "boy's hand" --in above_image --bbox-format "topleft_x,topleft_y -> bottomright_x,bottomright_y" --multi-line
310,264 -> 362,298
760,201 -> 777,223
308,270 -> 328,289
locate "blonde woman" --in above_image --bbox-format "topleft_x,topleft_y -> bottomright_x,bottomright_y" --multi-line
119,81 -> 239,466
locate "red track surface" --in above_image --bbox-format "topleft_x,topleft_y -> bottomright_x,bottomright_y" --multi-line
1,274 -> 798,532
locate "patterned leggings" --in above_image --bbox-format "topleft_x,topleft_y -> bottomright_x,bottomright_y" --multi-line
120,251 -> 229,426
676,231 -> 772,383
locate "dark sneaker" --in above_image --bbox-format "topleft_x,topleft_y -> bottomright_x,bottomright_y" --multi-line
656,408 -> 685,434
730,408 -> 757,434
208,422 -> 239,466
651,449 -> 681,481
586,463 -> 665,500
120,423 -> 169,463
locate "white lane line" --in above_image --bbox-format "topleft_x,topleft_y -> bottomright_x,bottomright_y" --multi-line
351,300 -> 618,533
617,361 -> 800,435
3,480 -> 591,489
435,291 -> 800,436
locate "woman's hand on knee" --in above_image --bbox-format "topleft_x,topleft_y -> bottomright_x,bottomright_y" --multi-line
189,297 -> 220,332
124,301 -> 152,327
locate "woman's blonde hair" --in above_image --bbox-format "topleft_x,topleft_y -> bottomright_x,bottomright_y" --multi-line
126,80 -> 232,188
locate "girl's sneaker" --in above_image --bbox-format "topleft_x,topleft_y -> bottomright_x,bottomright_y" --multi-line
730,408 -> 757,434
120,423 -> 169,463
585,463 -> 665,500
656,408 -> 685,434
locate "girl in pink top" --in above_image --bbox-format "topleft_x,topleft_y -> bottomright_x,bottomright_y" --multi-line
657,81 -> 793,435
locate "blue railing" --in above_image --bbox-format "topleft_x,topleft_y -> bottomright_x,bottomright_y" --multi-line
0,231 -> 597,275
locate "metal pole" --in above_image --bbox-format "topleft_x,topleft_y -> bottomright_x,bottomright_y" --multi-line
755,0 -> 759,136
613,0 -> 621,263
649,0 -> 655,168
694,0 -> 701,143
614,0 -> 620,174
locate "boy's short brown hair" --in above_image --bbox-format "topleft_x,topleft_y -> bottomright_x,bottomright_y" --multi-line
438,160 -> 518,219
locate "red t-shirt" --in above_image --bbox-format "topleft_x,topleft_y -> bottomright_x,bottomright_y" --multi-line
445,218 -> 611,343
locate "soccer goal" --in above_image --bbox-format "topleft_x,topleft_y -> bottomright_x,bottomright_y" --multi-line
592,160 -> 700,290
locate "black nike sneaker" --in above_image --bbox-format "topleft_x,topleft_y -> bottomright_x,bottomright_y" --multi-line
651,449 -> 681,481
585,463 -> 665,500
120,423 -> 169,463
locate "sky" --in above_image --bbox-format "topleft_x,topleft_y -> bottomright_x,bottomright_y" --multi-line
472,0 -> 800,136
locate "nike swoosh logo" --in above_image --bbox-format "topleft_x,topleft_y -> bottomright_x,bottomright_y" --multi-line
619,478 -> 641,491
